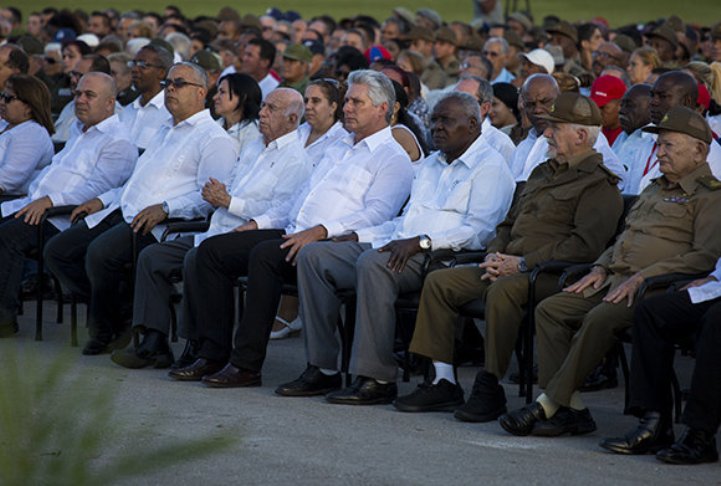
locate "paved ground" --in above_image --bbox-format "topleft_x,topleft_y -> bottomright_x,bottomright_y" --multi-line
4,301 -> 720,485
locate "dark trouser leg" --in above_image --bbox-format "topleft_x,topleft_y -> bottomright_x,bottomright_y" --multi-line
132,236 -> 193,335
193,230 -> 284,362
179,246 -> 200,341
229,238 -> 295,372
84,222 -> 155,341
629,291 -> 711,419
684,299 -> 721,433
408,266 -> 490,364
44,211 -> 123,300
0,218 -> 58,324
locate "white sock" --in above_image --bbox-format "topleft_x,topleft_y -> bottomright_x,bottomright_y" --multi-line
536,393 -> 559,418
432,361 -> 456,385
569,391 -> 585,411
319,368 -> 337,376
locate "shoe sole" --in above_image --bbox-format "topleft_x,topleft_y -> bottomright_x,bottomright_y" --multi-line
532,422 -> 597,437
275,385 -> 341,397
499,415 -> 534,436
111,352 -> 174,370
656,452 -> 719,465
325,395 -> 396,405
600,442 -> 670,455
394,399 -> 464,413
202,378 -> 262,388
454,405 -> 507,423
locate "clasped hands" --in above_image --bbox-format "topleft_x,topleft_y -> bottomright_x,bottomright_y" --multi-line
479,252 -> 523,282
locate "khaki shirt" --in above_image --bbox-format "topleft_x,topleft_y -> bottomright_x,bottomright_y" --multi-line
439,57 -> 460,86
278,77 -> 309,95
488,150 -> 623,267
595,163 -> 721,290
421,59 -> 448,90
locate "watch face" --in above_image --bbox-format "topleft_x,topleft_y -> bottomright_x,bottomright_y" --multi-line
420,237 -> 431,249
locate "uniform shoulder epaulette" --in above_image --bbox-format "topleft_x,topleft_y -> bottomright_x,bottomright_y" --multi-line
697,175 -> 721,190
597,163 -> 620,184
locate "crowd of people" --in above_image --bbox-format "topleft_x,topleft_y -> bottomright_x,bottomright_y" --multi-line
0,2 -> 721,467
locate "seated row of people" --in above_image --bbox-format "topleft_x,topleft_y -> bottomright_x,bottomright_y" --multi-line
0,66 -> 718,466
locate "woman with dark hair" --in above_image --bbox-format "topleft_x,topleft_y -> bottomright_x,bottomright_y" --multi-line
578,23 -> 604,72
0,75 -> 55,197
270,77 -> 349,340
490,82 -> 525,145
61,40 -> 92,74
389,79 -> 428,163
213,73 -> 262,153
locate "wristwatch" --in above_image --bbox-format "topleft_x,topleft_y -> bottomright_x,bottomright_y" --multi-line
518,257 -> 528,273
419,234 -> 432,251
161,201 -> 170,215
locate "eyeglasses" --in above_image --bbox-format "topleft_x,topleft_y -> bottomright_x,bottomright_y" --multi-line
160,78 -> 205,90
0,92 -> 18,103
483,50 -> 501,58
127,60 -> 163,69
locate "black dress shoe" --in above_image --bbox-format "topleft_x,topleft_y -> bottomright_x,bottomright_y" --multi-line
82,338 -> 112,355
656,428 -> 719,465
168,358 -> 225,381
600,412 -> 674,455
110,330 -> 174,369
326,376 -> 397,405
499,402 -> 547,436
202,363 -> 262,388
275,365 -> 342,396
394,379 -> 464,413
454,371 -> 506,423
531,406 -> 597,437
172,340 -> 200,370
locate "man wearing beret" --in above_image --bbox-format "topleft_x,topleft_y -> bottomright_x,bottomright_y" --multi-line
279,44 -> 312,94
501,106 -> 721,437
394,92 -> 623,417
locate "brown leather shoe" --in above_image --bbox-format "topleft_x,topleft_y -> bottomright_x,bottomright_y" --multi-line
201,363 -> 262,388
168,358 -> 225,381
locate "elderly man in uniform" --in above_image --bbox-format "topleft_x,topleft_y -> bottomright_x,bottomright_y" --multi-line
394,92 -> 623,417
501,106 -> 721,437
599,112 -> 721,465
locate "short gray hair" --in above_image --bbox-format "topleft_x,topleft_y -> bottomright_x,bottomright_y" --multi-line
275,87 -> 305,122
165,32 -> 192,61
139,44 -> 174,72
435,91 -> 481,122
348,69 -> 395,122
170,61 -> 208,89
485,36 -> 510,54
460,75 -> 493,104
570,124 -> 601,146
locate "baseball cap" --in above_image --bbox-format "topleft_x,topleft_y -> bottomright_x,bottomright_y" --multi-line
642,106 -> 712,144
302,39 -> 325,56
283,43 -> 312,62
364,45 -> 392,63
190,49 -> 221,72
590,75 -> 627,108
538,92 -> 602,126
520,48 -> 555,74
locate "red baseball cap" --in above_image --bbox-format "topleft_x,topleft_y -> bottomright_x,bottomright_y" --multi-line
590,75 -> 627,107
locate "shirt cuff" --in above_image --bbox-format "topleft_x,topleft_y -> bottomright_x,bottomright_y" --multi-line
253,214 -> 272,230
227,196 -> 245,217
354,228 -> 373,243
323,220 -> 344,239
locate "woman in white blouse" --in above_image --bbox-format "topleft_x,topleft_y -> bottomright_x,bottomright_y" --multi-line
0,75 -> 55,198
271,78 -> 349,339
213,73 -> 262,154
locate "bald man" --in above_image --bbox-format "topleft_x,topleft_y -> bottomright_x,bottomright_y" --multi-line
0,73 -> 137,337
44,63 -> 238,355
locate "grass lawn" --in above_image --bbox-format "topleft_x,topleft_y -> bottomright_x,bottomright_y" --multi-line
14,0 -> 721,28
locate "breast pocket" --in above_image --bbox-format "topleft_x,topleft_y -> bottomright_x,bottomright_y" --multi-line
441,180 -> 473,213
649,202 -> 692,242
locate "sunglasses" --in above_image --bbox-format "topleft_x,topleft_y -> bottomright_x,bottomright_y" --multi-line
0,92 -> 18,103
160,78 -> 205,90
127,60 -> 163,69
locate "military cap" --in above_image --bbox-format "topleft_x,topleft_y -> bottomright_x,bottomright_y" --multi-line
190,49 -> 221,72
403,26 -> 435,43
392,7 -> 416,29
283,43 -> 313,63
642,106 -> 713,144
538,92 -> 602,126
545,20 -> 578,44
646,24 -> 678,47
416,8 -> 442,30
507,12 -> 533,31
613,34 -> 637,54
435,27 -> 457,46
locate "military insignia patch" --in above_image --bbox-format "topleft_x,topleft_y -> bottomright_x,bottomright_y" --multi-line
663,196 -> 689,204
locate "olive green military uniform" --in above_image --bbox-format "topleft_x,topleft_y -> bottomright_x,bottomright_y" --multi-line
421,58 -> 448,90
409,149 -> 623,378
278,77 -> 309,95
536,163 -> 721,407
440,57 -> 461,86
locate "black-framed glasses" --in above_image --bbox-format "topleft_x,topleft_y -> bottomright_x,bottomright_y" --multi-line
127,60 -> 163,69
160,78 -> 205,90
0,92 -> 18,103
